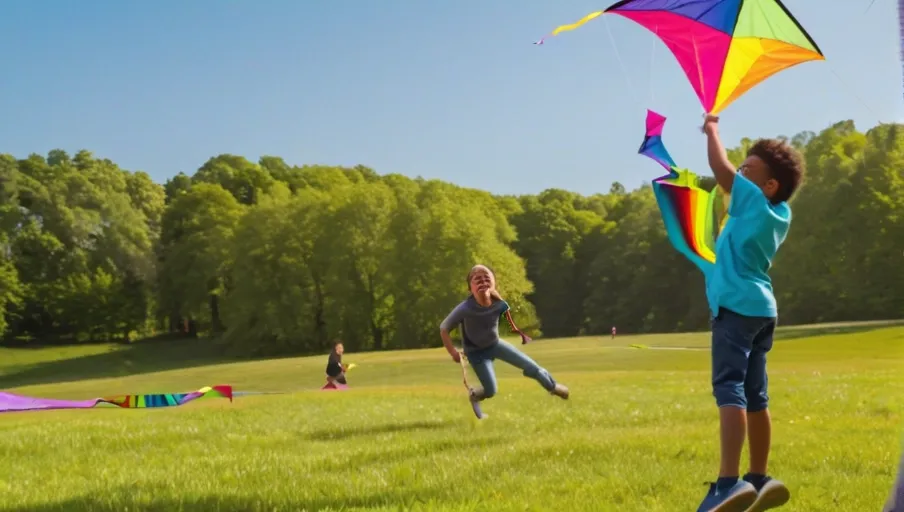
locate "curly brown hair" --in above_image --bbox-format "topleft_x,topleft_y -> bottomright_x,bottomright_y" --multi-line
746,138 -> 804,204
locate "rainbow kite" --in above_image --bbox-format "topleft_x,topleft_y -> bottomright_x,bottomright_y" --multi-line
0,385 -> 233,413
639,109 -> 729,274
538,0 -> 825,114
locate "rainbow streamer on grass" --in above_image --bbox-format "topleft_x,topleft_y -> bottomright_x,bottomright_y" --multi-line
639,110 -> 729,274
0,385 -> 233,413
537,0 -> 824,114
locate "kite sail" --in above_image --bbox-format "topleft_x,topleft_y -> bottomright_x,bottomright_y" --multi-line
0,385 -> 233,413
538,0 -> 825,114
639,109 -> 729,274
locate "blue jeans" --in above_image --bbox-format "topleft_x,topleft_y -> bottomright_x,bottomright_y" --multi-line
466,340 -> 556,397
711,307 -> 776,411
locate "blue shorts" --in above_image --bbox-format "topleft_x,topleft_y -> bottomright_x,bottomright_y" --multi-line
711,307 -> 776,412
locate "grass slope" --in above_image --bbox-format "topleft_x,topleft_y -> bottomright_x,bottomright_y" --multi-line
0,324 -> 902,511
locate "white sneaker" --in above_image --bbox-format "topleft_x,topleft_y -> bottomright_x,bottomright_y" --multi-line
745,478 -> 790,511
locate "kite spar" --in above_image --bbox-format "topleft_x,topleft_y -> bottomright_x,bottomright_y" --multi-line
537,0 -> 825,114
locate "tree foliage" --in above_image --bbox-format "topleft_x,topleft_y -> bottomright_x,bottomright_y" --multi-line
0,119 -> 901,352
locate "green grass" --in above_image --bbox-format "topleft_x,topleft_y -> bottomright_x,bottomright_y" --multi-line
0,324 -> 902,511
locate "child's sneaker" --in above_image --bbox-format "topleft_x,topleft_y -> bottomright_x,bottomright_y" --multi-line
550,383 -> 569,399
743,474 -> 790,511
696,480 -> 757,512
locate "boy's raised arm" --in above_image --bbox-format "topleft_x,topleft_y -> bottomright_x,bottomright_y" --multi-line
703,115 -> 737,193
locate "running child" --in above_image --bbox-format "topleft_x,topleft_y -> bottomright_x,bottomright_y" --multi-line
439,264 -> 569,403
696,115 -> 804,512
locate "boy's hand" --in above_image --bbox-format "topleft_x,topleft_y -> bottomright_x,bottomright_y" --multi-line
449,349 -> 461,363
702,114 -> 720,135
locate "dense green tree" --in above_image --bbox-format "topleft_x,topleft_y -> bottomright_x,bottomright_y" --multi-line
0,117 -> 900,352
158,183 -> 245,335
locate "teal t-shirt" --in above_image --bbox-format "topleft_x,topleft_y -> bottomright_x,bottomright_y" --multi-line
705,173 -> 791,319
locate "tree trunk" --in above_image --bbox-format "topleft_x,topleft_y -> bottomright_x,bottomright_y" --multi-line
312,274 -> 327,346
209,294 -> 223,333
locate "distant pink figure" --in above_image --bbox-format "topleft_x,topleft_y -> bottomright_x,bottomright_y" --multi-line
611,326 -> 616,339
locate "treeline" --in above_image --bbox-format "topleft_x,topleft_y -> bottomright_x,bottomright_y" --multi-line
0,120 -> 901,354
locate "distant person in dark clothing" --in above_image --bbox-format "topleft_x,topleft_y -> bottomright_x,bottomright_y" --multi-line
326,341 -> 348,385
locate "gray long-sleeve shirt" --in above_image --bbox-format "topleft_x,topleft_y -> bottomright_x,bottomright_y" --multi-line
440,296 -> 510,352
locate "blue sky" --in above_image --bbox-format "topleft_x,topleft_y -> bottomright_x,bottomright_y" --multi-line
0,1 -> 899,196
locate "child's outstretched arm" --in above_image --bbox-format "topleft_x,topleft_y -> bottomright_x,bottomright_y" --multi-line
703,115 -> 737,192
440,328 -> 461,362
440,303 -> 466,362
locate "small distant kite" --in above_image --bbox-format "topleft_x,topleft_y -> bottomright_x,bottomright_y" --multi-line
638,109 -> 729,274
537,0 -> 825,114
0,385 -> 233,413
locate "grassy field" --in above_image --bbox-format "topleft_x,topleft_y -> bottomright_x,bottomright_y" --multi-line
0,322 -> 902,511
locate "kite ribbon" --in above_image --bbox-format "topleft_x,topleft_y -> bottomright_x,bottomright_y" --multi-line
638,109 -> 729,275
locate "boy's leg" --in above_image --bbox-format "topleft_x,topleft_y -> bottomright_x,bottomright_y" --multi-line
718,407 -> 747,478
746,409 -> 771,474
711,309 -> 760,478
491,340 -> 569,399
743,320 -> 791,511
697,309 -> 759,512
467,352 -> 498,400
745,319 -> 775,476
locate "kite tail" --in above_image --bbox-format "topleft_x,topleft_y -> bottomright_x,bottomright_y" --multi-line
640,109 -> 724,275
504,310 -> 532,344
99,385 -> 233,409
651,183 -> 716,276
534,11 -> 604,45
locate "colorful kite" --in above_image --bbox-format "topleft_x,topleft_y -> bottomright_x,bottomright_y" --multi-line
639,109 -> 729,274
0,385 -> 233,413
537,0 -> 825,114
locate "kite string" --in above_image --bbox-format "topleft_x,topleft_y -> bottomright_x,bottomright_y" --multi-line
650,25 -> 658,105
826,65 -> 884,123
603,16 -> 642,107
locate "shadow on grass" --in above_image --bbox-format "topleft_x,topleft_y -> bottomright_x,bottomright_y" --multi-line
0,490 -> 475,512
306,419 -> 453,441
4,320 -> 900,391
0,337 -> 249,390
319,433 -> 507,472
774,321 -> 904,342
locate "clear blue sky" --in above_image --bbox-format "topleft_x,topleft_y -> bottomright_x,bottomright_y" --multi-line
0,1 -> 899,195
